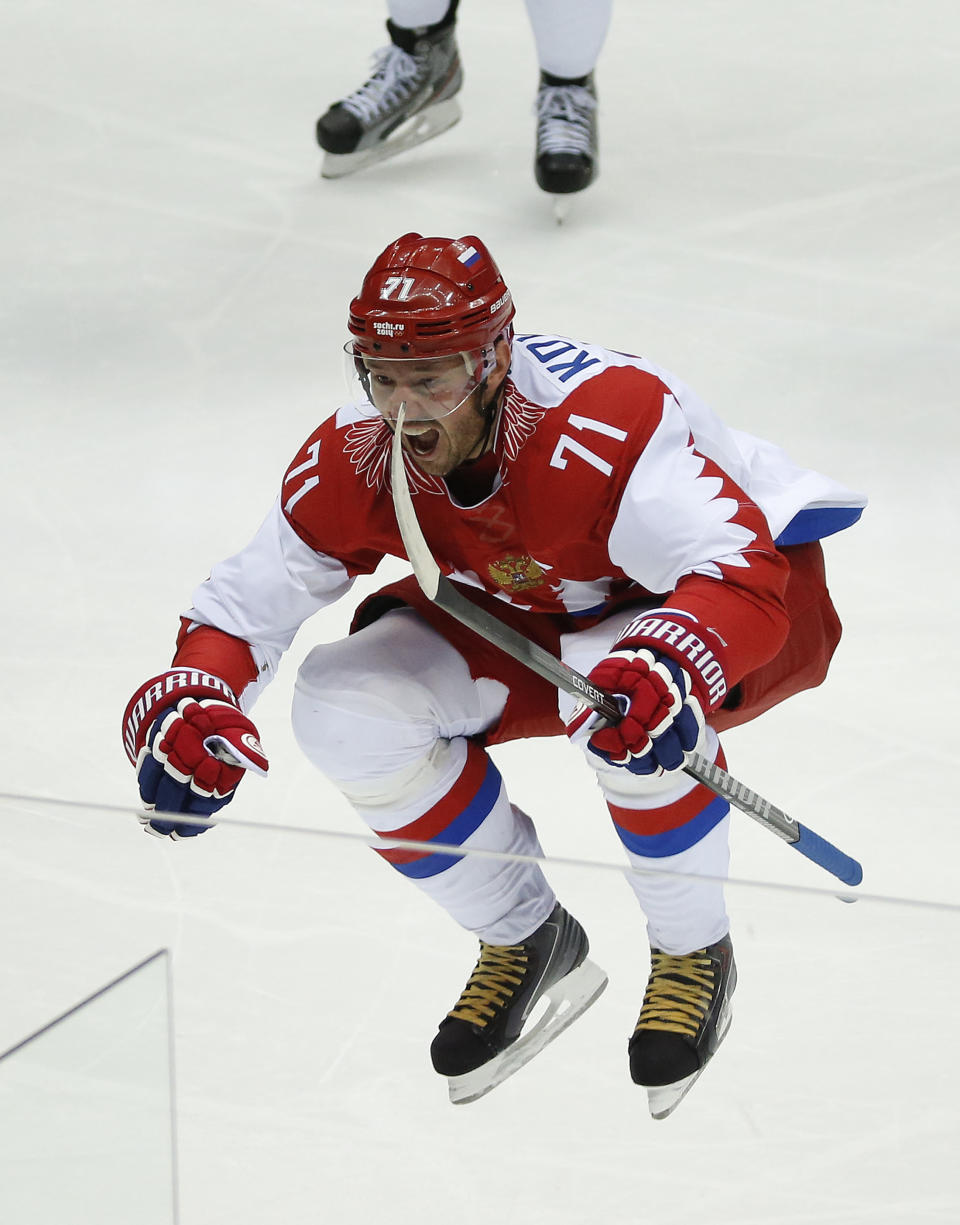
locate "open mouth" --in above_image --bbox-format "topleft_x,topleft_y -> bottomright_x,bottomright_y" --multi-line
404,427 -> 440,459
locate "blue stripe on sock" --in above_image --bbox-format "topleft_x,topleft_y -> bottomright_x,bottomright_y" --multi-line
392,758 -> 504,879
613,794 -> 730,858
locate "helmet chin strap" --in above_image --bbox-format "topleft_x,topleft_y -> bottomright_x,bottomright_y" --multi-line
464,334 -> 512,462
462,376 -> 506,465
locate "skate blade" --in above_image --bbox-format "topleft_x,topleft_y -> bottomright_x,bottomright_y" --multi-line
647,1070 -> 702,1120
645,999 -> 734,1121
321,99 -> 462,179
551,196 -> 573,225
446,958 -> 608,1105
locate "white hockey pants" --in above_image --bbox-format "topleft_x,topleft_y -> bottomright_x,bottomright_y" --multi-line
292,606 -> 729,952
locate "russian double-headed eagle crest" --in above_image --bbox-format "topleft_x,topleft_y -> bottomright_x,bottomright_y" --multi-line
488,554 -> 545,592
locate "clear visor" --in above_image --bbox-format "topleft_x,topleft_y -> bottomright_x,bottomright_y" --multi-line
343,343 -> 494,424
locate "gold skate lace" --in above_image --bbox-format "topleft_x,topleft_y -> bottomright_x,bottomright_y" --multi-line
447,942 -> 529,1028
633,950 -> 715,1038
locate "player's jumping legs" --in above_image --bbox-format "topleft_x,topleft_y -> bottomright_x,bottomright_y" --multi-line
561,616 -> 737,1116
292,606 -> 551,942
587,727 -> 737,1117
292,606 -> 606,1097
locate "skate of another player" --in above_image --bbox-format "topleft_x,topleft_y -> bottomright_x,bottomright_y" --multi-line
321,96 -> 462,180
317,25 -> 463,180
316,1 -> 607,219
535,70 -> 599,223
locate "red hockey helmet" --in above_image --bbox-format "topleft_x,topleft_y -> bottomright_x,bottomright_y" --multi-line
347,233 -> 515,359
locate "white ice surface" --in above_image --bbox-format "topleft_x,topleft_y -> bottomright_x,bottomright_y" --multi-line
1,1 -> 959,1221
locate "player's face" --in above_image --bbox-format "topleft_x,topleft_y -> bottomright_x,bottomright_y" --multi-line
362,343 -> 510,475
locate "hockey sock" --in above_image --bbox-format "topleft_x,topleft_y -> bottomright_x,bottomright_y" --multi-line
387,0 -> 459,54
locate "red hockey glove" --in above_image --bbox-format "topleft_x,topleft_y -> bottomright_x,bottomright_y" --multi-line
123,670 -> 268,838
566,611 -> 728,776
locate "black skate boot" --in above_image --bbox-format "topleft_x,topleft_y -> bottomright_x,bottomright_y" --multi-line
430,902 -> 608,1104
628,934 -> 737,1119
534,71 -> 598,197
316,7 -> 463,179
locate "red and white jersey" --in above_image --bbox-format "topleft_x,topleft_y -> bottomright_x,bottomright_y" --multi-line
182,333 -> 865,707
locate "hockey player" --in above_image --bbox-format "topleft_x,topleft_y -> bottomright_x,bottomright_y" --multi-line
315,0 -> 609,198
123,233 -> 865,1117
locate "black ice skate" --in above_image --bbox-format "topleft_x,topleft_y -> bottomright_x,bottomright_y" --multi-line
430,902 -> 608,1104
534,71 -> 598,219
628,934 -> 737,1120
316,18 -> 462,179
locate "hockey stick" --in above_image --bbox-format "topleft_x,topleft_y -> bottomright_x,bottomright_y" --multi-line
389,406 -> 862,888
